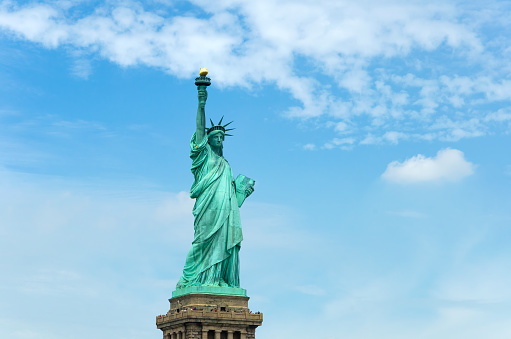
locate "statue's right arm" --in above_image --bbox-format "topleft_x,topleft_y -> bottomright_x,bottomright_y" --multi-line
196,87 -> 207,144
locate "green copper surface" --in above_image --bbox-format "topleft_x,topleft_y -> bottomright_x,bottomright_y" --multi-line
174,73 -> 255,293
172,286 -> 247,298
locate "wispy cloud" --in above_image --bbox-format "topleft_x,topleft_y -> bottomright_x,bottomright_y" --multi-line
302,143 -> 316,151
381,148 -> 475,184
432,258 -> 511,304
0,168 -> 196,338
323,137 -> 355,150
0,168 -> 321,339
70,58 -> 92,79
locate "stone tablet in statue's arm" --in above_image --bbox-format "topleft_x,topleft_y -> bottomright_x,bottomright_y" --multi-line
234,174 -> 255,208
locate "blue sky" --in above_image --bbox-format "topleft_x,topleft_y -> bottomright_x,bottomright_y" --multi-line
0,1 -> 510,338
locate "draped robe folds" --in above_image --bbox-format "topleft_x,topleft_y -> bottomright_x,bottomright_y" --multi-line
176,132 -> 243,288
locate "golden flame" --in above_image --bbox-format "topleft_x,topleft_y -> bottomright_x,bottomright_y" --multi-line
199,67 -> 208,76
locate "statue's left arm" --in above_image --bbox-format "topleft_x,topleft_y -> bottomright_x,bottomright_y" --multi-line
245,186 -> 254,198
235,180 -> 255,208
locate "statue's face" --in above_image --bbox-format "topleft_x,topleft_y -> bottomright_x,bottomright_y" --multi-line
208,132 -> 224,148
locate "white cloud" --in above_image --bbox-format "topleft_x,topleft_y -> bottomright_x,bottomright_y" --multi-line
302,143 -> 316,151
0,1 -> 509,146
431,116 -> 486,141
381,148 -> 475,184
383,131 -> 408,144
360,131 -> 411,145
333,121 -> 349,133
484,108 -> 511,123
360,133 -> 380,145
323,137 -> 355,150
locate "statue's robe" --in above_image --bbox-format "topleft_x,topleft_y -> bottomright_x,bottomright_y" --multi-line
176,133 -> 243,288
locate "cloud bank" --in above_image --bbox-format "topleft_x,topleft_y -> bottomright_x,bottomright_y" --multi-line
0,0 -> 510,146
381,148 -> 475,184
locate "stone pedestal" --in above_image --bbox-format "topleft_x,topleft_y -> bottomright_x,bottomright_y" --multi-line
156,293 -> 263,339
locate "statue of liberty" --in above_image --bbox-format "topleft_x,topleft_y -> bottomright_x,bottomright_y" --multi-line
176,69 -> 254,292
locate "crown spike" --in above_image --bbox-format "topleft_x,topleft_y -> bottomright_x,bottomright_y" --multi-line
206,116 -> 236,136
225,133 -> 233,136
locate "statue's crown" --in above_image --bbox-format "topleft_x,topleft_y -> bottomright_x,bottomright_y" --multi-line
206,116 -> 234,136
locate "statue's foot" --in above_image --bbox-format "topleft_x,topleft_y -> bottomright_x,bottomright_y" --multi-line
219,279 -> 229,287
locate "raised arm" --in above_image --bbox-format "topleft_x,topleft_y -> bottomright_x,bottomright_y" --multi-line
196,86 -> 207,143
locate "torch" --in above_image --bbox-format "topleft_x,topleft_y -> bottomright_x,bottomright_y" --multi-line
195,68 -> 210,112
195,67 -> 211,89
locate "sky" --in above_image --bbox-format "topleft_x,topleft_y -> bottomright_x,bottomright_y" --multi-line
0,0 -> 510,338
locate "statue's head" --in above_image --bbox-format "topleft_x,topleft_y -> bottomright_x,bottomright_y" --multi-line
208,130 -> 225,149
206,117 -> 234,156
